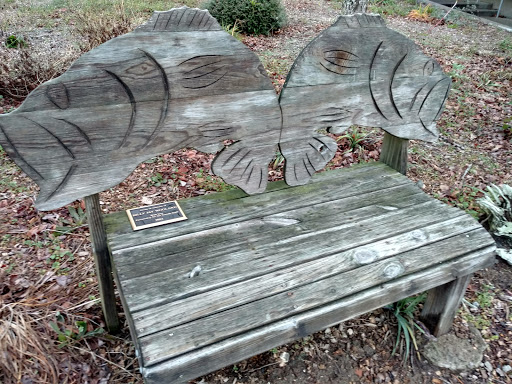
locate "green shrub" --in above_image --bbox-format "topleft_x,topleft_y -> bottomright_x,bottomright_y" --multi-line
204,0 -> 287,35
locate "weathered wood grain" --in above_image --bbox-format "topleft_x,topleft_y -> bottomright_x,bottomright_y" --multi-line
137,228 -> 493,364
279,13 -> 450,186
84,194 -> 119,332
421,274 -> 474,336
121,198 -> 459,314
130,213 -> 481,337
105,163 -> 405,250
380,132 -> 408,174
141,247 -> 495,383
114,182 -> 423,278
0,7 -> 281,209
0,11 -> 451,206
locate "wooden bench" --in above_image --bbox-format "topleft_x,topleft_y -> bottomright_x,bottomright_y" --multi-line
0,8 -> 496,383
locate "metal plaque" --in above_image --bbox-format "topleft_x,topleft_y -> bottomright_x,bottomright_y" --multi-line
126,201 -> 187,231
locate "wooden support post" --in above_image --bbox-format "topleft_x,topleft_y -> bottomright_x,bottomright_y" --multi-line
420,274 -> 472,336
380,132 -> 408,175
85,193 -> 120,333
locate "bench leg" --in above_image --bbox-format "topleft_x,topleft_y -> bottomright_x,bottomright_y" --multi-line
85,193 -> 120,333
380,132 -> 408,175
420,274 -> 472,336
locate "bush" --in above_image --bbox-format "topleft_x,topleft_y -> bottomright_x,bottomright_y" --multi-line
204,0 -> 287,35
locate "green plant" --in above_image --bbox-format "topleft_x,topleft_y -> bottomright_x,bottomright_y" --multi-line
272,151 -> 285,169
49,313 -> 104,348
498,38 -> 512,56
476,284 -> 494,309
196,168 -> 236,192
221,20 -> 243,40
5,35 -> 27,49
46,246 -> 74,273
204,0 -> 287,35
385,293 -> 426,363
148,172 -> 168,187
407,4 -> 433,22
54,205 -> 87,235
336,127 -> 368,150
478,183 -> 512,237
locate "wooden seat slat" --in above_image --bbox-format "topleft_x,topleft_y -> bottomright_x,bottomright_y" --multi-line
104,162 -> 400,250
128,212 -> 482,336
141,247 -> 495,383
140,229 -> 493,365
114,177 -> 423,280
120,197 -> 445,314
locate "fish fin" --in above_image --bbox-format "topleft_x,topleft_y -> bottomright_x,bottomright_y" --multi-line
281,136 -> 338,186
136,7 -> 221,32
34,158 -> 146,211
334,14 -> 386,29
211,142 -> 276,194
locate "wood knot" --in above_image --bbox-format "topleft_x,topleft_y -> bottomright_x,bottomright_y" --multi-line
382,262 -> 404,279
409,230 -> 426,241
353,249 -> 378,265
189,265 -> 202,278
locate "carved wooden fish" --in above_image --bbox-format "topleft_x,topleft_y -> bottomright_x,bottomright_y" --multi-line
0,7 -> 281,210
279,14 -> 451,186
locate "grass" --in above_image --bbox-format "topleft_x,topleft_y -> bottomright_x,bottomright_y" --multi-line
498,37 -> 512,56
367,0 -> 417,17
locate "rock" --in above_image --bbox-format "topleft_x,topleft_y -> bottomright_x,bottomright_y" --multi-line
503,365 -> 511,373
363,345 -> 376,357
496,248 -> 512,265
279,352 -> 290,364
422,327 -> 487,372
484,361 -> 493,372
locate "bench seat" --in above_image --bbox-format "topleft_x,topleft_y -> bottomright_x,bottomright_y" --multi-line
104,162 -> 495,384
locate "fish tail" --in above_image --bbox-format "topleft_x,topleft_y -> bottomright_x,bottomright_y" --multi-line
211,142 -> 277,194
280,135 -> 338,186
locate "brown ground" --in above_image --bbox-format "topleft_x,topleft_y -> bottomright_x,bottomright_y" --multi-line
0,0 -> 511,383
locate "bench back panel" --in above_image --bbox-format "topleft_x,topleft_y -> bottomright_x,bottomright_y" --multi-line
0,9 -> 450,211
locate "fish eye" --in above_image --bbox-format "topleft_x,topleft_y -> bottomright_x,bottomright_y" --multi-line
423,60 -> 435,76
126,61 -> 157,76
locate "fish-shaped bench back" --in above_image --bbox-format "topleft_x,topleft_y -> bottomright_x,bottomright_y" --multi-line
0,9 -> 450,210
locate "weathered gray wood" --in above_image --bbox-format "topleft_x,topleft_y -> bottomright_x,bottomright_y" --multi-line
141,247 -> 495,384
380,132 -> 408,174
421,274 -> 473,336
0,7 -> 281,210
84,194 -> 119,332
114,181 -> 424,278
130,213 -> 482,338
121,198 -> 461,314
0,11 -> 451,207
105,162 -> 406,251
136,229 -> 493,364
279,13 -> 450,186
